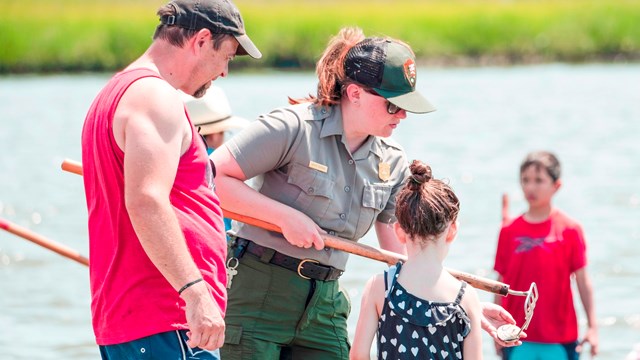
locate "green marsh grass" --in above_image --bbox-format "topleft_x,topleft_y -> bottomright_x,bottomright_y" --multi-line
1,0 -> 639,73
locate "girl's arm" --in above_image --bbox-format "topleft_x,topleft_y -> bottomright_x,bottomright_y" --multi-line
350,275 -> 384,360
462,285 -> 484,360
575,267 -> 599,356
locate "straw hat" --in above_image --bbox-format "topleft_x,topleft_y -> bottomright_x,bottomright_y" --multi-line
184,86 -> 250,135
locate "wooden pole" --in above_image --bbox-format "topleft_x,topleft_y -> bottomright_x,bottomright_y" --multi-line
0,217 -> 89,266
61,158 -> 83,176
61,159 -> 511,296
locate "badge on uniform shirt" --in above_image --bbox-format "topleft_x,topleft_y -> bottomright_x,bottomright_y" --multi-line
378,162 -> 391,181
309,161 -> 328,173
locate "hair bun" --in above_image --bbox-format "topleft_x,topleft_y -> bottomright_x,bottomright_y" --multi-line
408,160 -> 432,189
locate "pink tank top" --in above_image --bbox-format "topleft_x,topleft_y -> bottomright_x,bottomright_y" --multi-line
81,68 -> 227,345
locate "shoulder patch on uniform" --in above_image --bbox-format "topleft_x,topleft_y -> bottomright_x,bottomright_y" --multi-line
379,136 -> 405,151
283,103 -> 332,123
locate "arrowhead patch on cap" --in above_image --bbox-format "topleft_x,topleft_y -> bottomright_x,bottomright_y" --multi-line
403,59 -> 417,87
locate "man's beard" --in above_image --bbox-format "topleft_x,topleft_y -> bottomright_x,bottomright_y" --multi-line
193,82 -> 211,98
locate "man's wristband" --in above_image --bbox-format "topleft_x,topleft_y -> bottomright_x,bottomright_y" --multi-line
178,278 -> 204,295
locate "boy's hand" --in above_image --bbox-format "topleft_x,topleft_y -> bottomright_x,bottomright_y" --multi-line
576,326 -> 599,356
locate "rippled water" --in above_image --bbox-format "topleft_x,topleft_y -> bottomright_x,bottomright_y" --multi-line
1,64 -> 639,359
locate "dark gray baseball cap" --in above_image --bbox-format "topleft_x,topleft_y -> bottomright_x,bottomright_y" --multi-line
345,38 -> 434,114
160,0 -> 261,59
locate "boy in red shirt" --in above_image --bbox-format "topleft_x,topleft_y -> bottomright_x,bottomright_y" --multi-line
494,151 -> 598,359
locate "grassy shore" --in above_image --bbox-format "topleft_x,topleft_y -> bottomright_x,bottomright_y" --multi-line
2,0 -> 639,73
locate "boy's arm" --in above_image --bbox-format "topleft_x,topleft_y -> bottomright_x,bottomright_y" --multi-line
575,267 -> 599,356
350,275 -> 384,360
462,286 -> 484,360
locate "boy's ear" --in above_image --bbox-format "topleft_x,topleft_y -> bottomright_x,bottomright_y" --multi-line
553,179 -> 562,192
445,221 -> 458,244
393,222 -> 407,245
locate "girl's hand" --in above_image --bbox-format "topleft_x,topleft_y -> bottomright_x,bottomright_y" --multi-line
480,302 -> 526,347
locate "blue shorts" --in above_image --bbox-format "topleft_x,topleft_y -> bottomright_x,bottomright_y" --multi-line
503,341 -> 579,360
99,330 -> 221,360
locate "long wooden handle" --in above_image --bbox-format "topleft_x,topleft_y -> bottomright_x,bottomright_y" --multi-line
0,217 -> 89,266
502,193 -> 510,225
62,158 -> 83,176
225,210 -> 509,296
61,159 -> 510,296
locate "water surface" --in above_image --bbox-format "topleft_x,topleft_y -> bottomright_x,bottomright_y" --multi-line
1,64 -> 639,359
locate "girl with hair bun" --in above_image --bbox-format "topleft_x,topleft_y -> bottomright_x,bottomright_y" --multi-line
351,160 -> 484,360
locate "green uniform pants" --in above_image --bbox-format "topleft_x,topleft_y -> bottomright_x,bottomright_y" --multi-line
220,252 -> 351,360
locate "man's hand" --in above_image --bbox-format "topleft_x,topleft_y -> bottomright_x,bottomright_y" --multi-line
181,282 -> 225,350
481,302 -> 526,347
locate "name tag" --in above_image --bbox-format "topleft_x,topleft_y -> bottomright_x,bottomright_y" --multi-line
309,161 -> 328,173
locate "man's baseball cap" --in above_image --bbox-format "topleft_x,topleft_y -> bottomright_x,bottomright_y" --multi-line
345,38 -> 435,114
160,0 -> 261,59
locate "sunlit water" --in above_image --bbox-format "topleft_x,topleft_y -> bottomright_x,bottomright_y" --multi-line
1,64 -> 639,359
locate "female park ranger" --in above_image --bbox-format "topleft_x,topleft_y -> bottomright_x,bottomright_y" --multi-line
213,27 -> 518,359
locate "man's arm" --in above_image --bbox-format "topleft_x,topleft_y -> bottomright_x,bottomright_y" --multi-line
115,77 -> 223,349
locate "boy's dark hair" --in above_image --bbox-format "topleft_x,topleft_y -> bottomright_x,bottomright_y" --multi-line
520,151 -> 561,182
395,160 -> 459,243
154,4 -> 229,48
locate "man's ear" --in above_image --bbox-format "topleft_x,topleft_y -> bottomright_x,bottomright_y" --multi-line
393,222 -> 407,245
191,28 -> 212,52
445,221 -> 458,244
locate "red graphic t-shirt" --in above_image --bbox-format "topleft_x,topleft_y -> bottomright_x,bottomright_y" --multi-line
494,209 -> 587,343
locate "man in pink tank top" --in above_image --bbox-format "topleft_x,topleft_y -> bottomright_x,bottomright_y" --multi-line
80,1 -> 261,358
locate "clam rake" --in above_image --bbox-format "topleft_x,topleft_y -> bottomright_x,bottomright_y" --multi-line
497,282 -> 539,342
60,158 -> 539,302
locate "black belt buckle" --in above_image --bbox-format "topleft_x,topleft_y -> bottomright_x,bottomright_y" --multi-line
297,258 -> 320,280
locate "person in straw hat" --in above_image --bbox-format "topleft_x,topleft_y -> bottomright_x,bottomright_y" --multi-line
185,86 -> 250,155
185,86 -> 249,234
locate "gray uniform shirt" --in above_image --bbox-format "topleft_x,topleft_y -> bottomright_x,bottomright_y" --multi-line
227,103 -> 410,270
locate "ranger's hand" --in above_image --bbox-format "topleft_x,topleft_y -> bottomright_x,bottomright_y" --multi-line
279,210 -> 326,250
